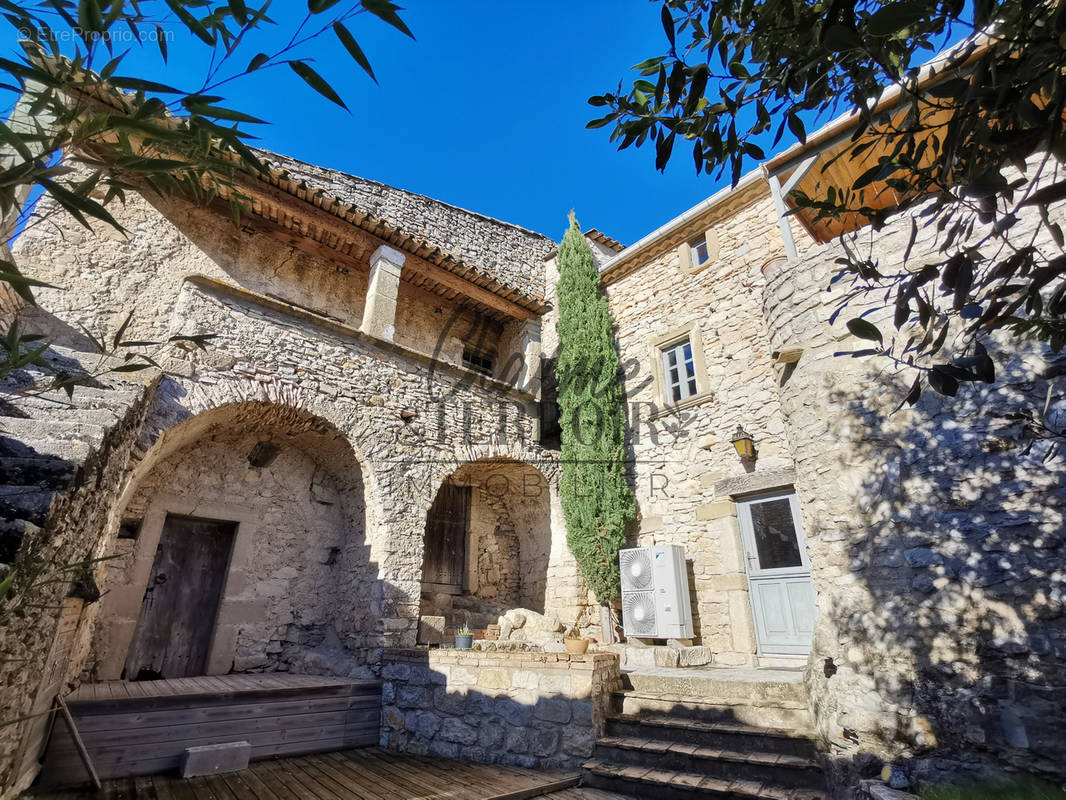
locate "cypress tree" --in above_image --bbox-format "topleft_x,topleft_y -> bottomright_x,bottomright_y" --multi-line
555,212 -> 636,605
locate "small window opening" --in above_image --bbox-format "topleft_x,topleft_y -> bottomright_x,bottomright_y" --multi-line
118,519 -> 143,540
462,346 -> 495,377
661,339 -> 698,403
691,237 -> 710,267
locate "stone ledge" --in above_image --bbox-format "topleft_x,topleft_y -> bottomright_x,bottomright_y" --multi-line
186,275 -> 536,401
383,647 -> 619,670
858,780 -> 918,800
714,467 -> 796,499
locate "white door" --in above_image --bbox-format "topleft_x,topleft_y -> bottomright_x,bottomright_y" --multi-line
737,492 -> 817,656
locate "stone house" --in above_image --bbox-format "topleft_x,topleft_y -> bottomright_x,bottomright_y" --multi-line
0,85 -> 1064,797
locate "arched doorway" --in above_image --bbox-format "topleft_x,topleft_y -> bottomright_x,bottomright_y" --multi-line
90,402 -> 371,680
419,459 -> 551,633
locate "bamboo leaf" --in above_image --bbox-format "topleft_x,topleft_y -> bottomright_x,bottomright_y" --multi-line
288,60 -> 348,110
333,22 -> 376,83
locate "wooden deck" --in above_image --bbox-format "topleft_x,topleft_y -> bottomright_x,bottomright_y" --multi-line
30,747 -> 629,800
63,674 -> 364,701
40,675 -> 381,789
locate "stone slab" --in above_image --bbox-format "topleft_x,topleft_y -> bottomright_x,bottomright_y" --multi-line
181,741 -> 251,778
623,645 -> 679,668
858,780 -> 918,800
677,645 -> 713,667
418,615 -> 446,646
714,468 -> 796,499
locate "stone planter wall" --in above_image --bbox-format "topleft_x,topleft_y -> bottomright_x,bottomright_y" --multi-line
379,648 -> 621,769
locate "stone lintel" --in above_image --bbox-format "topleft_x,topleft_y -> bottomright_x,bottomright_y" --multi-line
714,467 -> 796,499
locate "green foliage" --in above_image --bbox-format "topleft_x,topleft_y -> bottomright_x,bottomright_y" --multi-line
0,1 -> 410,389
555,213 -> 636,604
0,2 -> 410,619
592,0 -> 1066,408
921,777 -> 1066,800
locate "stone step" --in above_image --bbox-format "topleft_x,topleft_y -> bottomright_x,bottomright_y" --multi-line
612,691 -> 813,730
621,668 -> 808,707
605,714 -> 819,758
0,456 -> 76,490
593,735 -> 825,790
0,398 -> 126,428
0,484 -> 57,525
0,416 -> 108,444
0,383 -> 141,408
582,759 -> 829,800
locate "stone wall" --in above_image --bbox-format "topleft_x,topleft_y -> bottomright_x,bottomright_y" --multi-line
593,183 -> 795,663
764,186 -> 1066,783
11,190 -> 527,385
0,366 -> 156,800
379,648 -> 621,769
86,425 -> 367,681
0,160 -> 597,797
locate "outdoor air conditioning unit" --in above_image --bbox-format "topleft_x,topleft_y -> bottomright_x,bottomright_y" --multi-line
619,544 -> 693,640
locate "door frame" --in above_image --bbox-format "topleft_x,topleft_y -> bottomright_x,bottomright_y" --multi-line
735,489 -> 815,656
100,493 -> 259,680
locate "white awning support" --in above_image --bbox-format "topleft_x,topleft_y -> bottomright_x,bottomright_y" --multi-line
764,153 -> 820,263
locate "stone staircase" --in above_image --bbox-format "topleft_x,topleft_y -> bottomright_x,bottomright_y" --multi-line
582,667 -> 829,799
0,347 -> 153,565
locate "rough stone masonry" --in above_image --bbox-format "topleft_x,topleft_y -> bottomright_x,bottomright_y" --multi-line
0,125 -> 1064,798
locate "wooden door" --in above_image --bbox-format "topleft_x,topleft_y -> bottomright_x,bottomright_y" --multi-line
124,515 -> 236,680
421,483 -> 470,594
737,492 -> 817,656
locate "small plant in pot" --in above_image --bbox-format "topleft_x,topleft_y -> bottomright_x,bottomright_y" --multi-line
454,626 -> 474,650
564,628 -> 589,655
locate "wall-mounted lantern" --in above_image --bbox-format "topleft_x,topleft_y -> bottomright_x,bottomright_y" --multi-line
730,425 -> 756,462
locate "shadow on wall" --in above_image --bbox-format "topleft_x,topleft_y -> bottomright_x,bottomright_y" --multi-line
810,348 -> 1066,785
378,650 -> 619,771
419,458 -> 552,629
86,394 -> 391,682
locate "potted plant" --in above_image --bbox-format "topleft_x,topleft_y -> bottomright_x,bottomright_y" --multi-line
454,626 -> 474,650
564,628 -> 589,655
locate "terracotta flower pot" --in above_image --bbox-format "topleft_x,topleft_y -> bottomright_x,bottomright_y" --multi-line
564,637 -> 590,655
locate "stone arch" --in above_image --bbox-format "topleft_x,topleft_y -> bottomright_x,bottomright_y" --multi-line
87,387 -> 382,681
417,456 -> 560,637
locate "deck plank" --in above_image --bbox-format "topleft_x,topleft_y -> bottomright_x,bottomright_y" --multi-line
375,751 -> 493,798
244,759 -> 321,800
37,747 -> 584,800
287,755 -> 366,800
327,749 -> 460,799
303,754 -> 389,800
312,753 -> 402,800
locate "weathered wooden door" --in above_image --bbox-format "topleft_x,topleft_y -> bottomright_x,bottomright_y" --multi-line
737,492 -> 817,656
421,483 -> 471,594
124,515 -> 236,680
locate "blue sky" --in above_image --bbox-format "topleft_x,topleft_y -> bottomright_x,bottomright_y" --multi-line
105,1 -> 748,246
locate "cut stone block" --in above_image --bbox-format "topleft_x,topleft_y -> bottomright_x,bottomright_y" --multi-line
418,615 -> 446,645
677,645 -> 713,667
626,645 -> 680,668
859,780 -> 918,800
181,741 -> 250,778
654,647 -> 680,668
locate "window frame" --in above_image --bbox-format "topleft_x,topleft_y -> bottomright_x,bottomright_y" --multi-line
461,345 -> 495,377
660,339 -> 699,403
678,228 -> 720,276
650,323 -> 712,413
